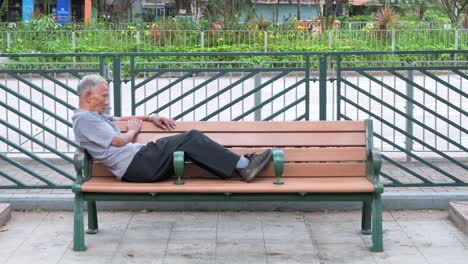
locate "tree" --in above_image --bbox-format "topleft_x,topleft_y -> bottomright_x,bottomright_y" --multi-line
94,0 -> 137,22
190,0 -> 209,22
175,0 -> 192,15
312,0 -> 346,32
204,0 -> 253,29
439,0 -> 467,27
297,0 -> 302,20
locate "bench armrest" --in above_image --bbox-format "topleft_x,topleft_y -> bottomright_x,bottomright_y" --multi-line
73,149 -> 93,190
173,151 -> 185,185
272,148 -> 284,185
74,149 -> 85,185
370,148 -> 382,176
368,148 -> 383,193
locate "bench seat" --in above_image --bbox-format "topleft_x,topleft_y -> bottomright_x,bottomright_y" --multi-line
81,177 -> 375,193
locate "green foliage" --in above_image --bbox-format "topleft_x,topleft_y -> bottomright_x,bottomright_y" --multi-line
29,15 -> 59,31
342,15 -> 374,22
423,8 -> 452,23
2,17 -> 465,67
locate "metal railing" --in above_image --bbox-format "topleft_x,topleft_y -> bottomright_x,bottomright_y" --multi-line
0,21 -> 458,31
1,29 -> 466,53
0,51 -> 466,189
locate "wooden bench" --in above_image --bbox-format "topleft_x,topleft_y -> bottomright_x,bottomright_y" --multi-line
72,120 -> 383,252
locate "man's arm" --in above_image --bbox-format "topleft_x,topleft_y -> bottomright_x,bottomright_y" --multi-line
119,115 -> 152,121
111,119 -> 142,147
118,115 -> 176,131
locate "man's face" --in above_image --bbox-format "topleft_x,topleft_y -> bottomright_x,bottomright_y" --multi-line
88,83 -> 109,114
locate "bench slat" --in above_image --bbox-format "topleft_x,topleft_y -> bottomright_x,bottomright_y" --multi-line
92,162 -> 366,177
81,177 -> 374,193
135,132 -> 366,147
229,147 -> 366,162
116,121 -> 366,133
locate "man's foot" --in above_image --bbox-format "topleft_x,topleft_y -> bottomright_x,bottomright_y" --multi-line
237,149 -> 272,182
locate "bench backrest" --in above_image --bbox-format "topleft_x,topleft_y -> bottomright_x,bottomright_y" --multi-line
92,121 -> 369,179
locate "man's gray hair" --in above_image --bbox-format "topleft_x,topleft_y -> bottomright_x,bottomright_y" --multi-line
77,75 -> 108,97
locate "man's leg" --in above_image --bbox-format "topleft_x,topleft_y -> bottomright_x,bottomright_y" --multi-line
159,129 -> 272,182
123,129 -> 239,182
123,129 -> 271,183
160,129 -> 240,178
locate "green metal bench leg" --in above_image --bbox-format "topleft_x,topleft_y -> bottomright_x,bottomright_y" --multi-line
371,193 -> 383,252
73,193 -> 87,251
361,201 -> 372,234
87,201 -> 99,234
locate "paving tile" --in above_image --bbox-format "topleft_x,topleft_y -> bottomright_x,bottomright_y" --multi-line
215,241 -> 267,264
219,211 -> 304,223
109,215 -> 172,264
265,242 -> 321,264
262,221 -> 311,242
317,243 -> 377,264
164,242 -> 216,264
59,211 -> 133,263
390,209 -> 449,221
418,246 -> 468,264
398,220 -> 468,248
4,212 -> 73,264
111,242 -> 168,264
304,210 -> 394,223
360,221 -> 429,264
0,211 -> 48,263
217,221 -> 264,243
305,221 -> 366,244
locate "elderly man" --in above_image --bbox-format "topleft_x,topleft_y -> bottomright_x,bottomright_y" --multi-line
72,75 -> 272,183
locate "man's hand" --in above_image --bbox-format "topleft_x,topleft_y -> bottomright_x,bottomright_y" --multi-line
112,119 -> 142,147
127,119 -> 142,132
150,116 -> 176,130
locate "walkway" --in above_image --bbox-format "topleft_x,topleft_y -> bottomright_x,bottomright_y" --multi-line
0,210 -> 467,264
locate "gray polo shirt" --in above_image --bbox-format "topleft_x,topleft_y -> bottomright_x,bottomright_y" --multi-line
72,110 -> 144,180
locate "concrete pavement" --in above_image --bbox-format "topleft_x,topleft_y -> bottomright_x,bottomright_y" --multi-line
1,210 -> 467,264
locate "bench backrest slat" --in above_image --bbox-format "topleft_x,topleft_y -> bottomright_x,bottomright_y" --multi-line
116,121 -> 365,133
135,132 -> 365,147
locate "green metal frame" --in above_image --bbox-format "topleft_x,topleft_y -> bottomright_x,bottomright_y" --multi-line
1,50 -> 466,190
71,121 -> 384,252
335,52 -> 467,187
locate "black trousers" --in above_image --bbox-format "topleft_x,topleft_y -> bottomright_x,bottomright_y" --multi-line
122,129 -> 241,183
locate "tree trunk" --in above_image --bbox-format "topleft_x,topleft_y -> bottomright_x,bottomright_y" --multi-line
465,6 -> 468,28
297,0 -> 302,20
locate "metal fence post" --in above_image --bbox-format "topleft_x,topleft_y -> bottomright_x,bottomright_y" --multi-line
336,54 -> 342,120
391,30 -> 396,52
72,31 -> 76,52
328,31 -> 332,49
264,31 -> 268,52
319,55 -> 327,120
405,67 -> 414,162
454,29 -> 459,61
7,32 -> 11,49
112,57 -> 122,117
305,55 -> 310,120
72,31 -> 76,63
136,31 -> 140,52
201,31 -> 204,50
254,64 -> 262,121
